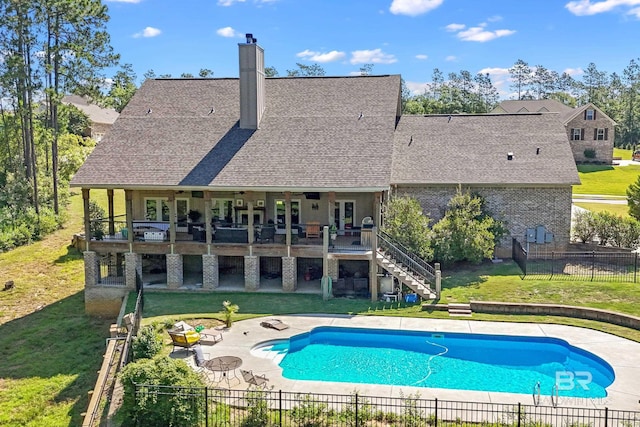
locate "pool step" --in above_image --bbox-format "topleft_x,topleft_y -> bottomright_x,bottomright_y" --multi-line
448,303 -> 472,317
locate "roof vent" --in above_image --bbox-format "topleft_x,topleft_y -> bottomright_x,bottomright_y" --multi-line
245,33 -> 257,44
536,147 -> 540,155
507,152 -> 514,160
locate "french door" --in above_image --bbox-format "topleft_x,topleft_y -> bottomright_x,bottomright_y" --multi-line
334,200 -> 355,234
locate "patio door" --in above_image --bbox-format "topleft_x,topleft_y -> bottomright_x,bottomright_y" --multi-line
145,198 -> 170,222
334,200 -> 355,235
175,198 -> 189,232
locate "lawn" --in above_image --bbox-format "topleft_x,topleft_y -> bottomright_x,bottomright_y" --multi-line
614,147 -> 632,160
574,164 -> 640,196
573,202 -> 629,217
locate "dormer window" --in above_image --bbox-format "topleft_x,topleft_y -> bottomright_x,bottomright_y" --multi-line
585,109 -> 595,120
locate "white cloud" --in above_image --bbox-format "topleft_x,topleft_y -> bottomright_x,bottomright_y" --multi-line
487,15 -> 503,22
415,54 -> 428,60
296,49 -> 346,63
445,23 -> 466,31
350,49 -> 397,64
405,80 -> 430,95
389,0 -> 443,16
630,6 -> 640,16
445,55 -> 458,62
478,67 -> 510,77
133,27 -> 161,38
563,67 -> 584,76
565,0 -> 640,16
218,0 -> 246,5
456,24 -> 516,42
217,27 -> 243,38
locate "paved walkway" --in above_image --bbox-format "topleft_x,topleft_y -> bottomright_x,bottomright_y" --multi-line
178,315 -> 640,411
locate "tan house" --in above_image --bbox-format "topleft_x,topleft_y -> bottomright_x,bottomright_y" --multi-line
492,99 -> 615,164
63,95 -> 119,142
71,37 -> 579,314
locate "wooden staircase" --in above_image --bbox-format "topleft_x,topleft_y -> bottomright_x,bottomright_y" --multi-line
376,231 -> 439,300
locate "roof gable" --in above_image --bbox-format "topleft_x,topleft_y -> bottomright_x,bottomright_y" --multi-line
562,102 -> 617,125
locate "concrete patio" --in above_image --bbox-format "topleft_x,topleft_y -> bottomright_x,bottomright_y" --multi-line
171,315 -> 640,411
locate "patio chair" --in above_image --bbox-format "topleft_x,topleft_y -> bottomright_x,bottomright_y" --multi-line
192,345 -> 217,384
257,226 -> 275,243
305,221 -> 320,238
240,369 -> 269,388
168,329 -> 201,353
260,319 -> 290,330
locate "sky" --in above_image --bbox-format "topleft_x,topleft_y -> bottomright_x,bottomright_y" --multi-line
103,0 -> 640,97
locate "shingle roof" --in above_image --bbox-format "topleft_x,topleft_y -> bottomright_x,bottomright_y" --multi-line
391,113 -> 580,185
71,75 -> 401,190
62,95 -> 119,124
493,99 -> 574,115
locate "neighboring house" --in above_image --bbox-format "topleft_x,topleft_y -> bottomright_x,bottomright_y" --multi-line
71,38 -> 579,314
492,99 -> 615,164
63,95 -> 119,142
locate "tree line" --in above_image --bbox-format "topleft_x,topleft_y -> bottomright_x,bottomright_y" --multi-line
0,0 -> 116,249
402,58 -> 640,150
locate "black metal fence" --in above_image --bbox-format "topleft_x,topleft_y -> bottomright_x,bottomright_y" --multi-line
513,239 -> 639,282
133,384 -> 640,427
98,253 -> 126,285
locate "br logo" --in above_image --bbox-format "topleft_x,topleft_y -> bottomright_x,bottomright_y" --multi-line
555,371 -> 593,391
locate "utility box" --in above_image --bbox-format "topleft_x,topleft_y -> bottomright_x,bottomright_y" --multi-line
526,228 -> 536,243
536,225 -> 546,244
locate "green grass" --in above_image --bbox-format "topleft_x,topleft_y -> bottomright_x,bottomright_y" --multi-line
574,164 -> 640,196
574,202 -> 630,217
614,147 -> 633,160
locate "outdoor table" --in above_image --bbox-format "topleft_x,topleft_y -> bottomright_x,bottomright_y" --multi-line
203,356 -> 242,387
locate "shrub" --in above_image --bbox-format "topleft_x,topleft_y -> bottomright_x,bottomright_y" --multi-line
241,388 -> 271,427
290,393 -> 330,427
382,195 -> 433,260
132,325 -> 162,360
571,210 -> 597,243
221,300 -> 239,328
118,356 -> 205,427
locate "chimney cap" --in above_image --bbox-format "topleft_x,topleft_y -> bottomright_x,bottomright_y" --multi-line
245,33 -> 255,44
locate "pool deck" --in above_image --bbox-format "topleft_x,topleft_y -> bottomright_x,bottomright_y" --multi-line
177,315 -> 640,411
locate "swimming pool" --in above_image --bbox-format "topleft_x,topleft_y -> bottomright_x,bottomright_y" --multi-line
254,326 -> 615,398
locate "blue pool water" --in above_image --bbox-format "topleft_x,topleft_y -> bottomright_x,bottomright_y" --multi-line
257,327 -> 615,398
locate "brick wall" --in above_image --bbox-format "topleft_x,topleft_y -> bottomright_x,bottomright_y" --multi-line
565,114 -> 614,164
282,256 -> 296,291
396,185 -> 573,256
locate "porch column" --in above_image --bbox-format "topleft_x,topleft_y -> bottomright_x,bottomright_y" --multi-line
125,190 -> 133,244
167,192 -> 176,243
166,254 -> 183,289
244,255 -> 260,291
204,192 -> 213,244
282,256 -> 296,291
285,191 -> 292,246
328,191 -> 336,230
82,188 -> 91,251
247,199 -> 255,244
84,251 -> 99,287
369,226 -> 379,302
202,254 -> 219,289
124,252 -> 139,290
374,192 -> 382,229
327,258 -> 338,281
107,189 -> 115,236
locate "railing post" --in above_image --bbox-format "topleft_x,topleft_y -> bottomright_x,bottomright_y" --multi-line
604,407 -> 608,427
517,402 -> 521,427
591,251 -> 595,281
434,398 -> 438,427
279,389 -> 282,426
635,254 -> 638,283
355,393 -> 358,426
550,252 -> 554,278
204,386 -> 209,427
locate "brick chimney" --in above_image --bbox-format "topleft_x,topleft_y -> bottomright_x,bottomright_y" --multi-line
238,34 -> 265,130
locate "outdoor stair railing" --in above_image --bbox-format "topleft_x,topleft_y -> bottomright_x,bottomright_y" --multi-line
377,230 -> 437,296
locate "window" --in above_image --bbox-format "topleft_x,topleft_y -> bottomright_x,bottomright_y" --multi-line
595,128 -> 608,141
145,198 -> 169,221
211,199 -> 234,225
274,199 -> 301,227
571,128 -> 583,141
585,109 -> 595,120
